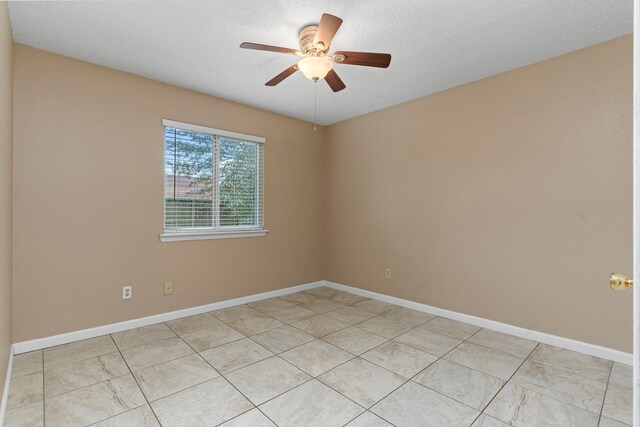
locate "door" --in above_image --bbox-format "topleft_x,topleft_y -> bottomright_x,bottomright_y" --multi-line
634,1 -> 639,424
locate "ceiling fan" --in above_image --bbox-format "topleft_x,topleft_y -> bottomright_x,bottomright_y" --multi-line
240,13 -> 391,92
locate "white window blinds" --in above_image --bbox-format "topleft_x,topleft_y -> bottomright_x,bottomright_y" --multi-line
162,119 -> 264,240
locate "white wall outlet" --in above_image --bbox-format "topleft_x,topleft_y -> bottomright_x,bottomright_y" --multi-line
164,281 -> 173,295
385,268 -> 392,280
122,285 -> 132,300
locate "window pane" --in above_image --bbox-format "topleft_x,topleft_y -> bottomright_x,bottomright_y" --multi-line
164,127 -> 214,228
219,137 -> 260,227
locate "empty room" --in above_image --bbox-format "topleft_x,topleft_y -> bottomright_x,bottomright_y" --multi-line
0,1 -> 637,426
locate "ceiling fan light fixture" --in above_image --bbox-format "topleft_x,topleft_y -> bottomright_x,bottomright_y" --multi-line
298,56 -> 333,80
240,13 -> 391,92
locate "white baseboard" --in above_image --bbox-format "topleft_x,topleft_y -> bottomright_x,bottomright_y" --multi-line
12,278 -> 632,366
323,281 -> 633,365
0,344 -> 15,427
13,281 -> 324,354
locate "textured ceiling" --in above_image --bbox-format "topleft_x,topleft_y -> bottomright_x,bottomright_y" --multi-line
7,0 -> 633,125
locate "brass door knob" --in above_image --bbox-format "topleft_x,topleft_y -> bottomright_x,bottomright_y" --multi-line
610,273 -> 633,290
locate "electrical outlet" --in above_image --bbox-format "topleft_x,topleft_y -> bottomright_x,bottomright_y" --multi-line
122,285 -> 132,300
385,268 -> 392,280
164,281 -> 173,295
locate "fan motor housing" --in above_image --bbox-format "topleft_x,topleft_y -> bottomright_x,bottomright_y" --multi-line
299,25 -> 322,54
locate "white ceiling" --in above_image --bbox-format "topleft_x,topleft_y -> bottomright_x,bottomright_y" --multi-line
7,0 -> 633,125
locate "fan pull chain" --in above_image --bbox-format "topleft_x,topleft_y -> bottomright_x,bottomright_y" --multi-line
313,79 -> 318,132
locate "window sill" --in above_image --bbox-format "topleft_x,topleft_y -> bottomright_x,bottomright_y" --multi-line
160,229 -> 269,242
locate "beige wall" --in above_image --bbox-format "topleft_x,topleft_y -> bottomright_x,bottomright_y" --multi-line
12,45 -> 326,341
11,35 -> 634,352
326,35 -> 633,352
0,1 -> 12,400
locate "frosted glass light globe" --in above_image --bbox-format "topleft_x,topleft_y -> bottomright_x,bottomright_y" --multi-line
298,56 -> 333,80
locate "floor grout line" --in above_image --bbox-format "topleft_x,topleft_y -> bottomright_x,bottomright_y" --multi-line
465,342 -> 539,426
262,356 -> 389,425
597,362 -> 615,426
504,348 -> 614,417
385,326 -> 488,419
107,333 -> 164,427
166,326 -> 271,427
383,316 -> 617,421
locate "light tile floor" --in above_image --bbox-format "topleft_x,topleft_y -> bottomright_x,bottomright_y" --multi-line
3,287 -> 633,426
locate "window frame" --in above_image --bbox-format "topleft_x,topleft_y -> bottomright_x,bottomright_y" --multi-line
160,119 -> 268,242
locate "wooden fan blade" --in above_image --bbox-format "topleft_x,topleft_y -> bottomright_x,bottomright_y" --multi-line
240,42 -> 302,56
314,13 -> 343,50
333,51 -> 391,68
324,69 -> 346,92
265,65 -> 299,86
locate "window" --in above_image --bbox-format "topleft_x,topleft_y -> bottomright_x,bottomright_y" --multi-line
160,119 -> 266,242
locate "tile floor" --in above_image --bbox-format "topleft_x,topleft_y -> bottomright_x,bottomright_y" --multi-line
3,286 -> 633,426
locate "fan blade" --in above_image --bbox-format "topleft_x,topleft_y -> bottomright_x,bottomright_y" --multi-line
325,69 -> 346,92
333,51 -> 391,68
265,65 -> 299,86
314,13 -> 343,50
240,42 -> 302,56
